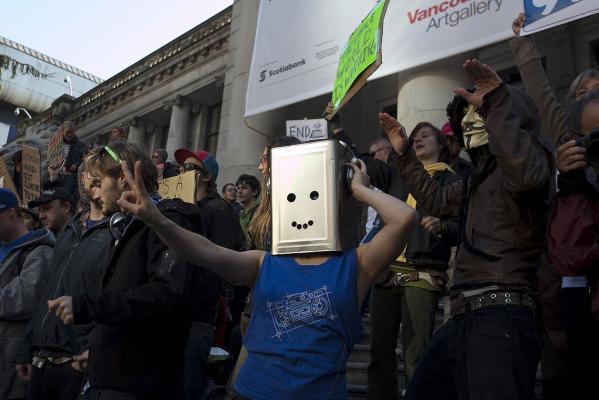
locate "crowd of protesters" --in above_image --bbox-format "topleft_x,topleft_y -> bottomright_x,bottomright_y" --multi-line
0,13 -> 597,400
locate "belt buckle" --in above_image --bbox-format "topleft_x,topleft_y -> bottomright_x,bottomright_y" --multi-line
392,273 -> 412,286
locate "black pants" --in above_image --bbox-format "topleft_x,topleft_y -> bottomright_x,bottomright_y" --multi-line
560,287 -> 599,400
27,362 -> 84,400
85,389 -> 137,400
406,305 -> 543,400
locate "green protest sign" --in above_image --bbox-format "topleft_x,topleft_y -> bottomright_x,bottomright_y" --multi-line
329,0 -> 388,117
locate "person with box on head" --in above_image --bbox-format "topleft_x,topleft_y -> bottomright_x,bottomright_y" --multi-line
66,139 -> 418,400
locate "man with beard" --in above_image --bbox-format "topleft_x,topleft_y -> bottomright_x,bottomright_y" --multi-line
48,142 -> 200,400
379,59 -> 552,400
16,154 -> 115,400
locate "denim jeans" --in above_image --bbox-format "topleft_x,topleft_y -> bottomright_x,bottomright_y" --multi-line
405,305 -> 543,400
184,321 -> 215,400
367,285 -> 438,399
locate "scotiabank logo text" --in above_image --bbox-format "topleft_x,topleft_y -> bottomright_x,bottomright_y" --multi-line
259,59 -> 306,82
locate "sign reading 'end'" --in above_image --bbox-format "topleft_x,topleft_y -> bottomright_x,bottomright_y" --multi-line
286,119 -> 328,142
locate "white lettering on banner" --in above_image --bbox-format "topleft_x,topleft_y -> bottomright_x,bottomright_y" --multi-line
286,119 -> 328,142
245,0 -> 598,117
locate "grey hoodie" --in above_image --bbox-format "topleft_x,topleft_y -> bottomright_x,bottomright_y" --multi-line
0,229 -> 54,400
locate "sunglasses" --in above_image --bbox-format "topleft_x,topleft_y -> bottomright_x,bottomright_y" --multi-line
181,162 -> 204,172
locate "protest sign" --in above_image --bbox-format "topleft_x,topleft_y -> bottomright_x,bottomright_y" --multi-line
0,156 -> 20,202
329,0 -> 389,117
522,0 -> 599,35
158,171 -> 197,203
21,145 -> 41,205
286,119 -> 328,142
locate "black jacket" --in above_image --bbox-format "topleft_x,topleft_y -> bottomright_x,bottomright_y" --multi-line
163,162 -> 179,179
191,192 -> 245,323
404,169 -> 461,270
17,212 -> 113,363
72,199 -> 202,400
64,136 -> 86,172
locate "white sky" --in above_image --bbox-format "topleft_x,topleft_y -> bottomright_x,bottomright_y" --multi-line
2,0 -> 234,80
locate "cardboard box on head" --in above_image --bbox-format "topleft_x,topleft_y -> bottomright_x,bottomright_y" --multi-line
271,140 -> 361,255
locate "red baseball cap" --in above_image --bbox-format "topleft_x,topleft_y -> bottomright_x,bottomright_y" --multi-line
174,149 -> 219,180
441,121 -> 453,137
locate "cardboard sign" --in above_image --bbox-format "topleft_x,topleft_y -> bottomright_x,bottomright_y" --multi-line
286,119 -> 328,142
0,156 -> 20,202
158,171 -> 197,203
329,0 -> 389,117
21,146 -> 41,205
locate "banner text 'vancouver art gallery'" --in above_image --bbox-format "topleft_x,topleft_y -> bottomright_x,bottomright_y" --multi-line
245,0 -> 598,117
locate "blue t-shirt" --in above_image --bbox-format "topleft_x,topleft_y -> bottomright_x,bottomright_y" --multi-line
0,230 -> 43,264
235,250 -> 362,400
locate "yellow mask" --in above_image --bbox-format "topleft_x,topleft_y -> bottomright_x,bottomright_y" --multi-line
461,104 -> 489,149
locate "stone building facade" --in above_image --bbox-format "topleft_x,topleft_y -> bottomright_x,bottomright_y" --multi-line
14,0 -> 599,188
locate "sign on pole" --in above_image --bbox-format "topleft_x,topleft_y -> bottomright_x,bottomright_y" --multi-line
0,156 -> 20,202
328,0 -> 389,118
158,171 -> 197,203
522,0 -> 599,35
21,145 -> 41,205
286,119 -> 328,142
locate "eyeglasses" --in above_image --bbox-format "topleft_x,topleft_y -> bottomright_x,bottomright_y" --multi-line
181,162 -> 204,172
258,154 -> 268,164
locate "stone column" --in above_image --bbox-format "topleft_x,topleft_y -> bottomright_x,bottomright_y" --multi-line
217,0 -> 281,187
127,118 -> 146,146
165,96 -> 190,160
396,53 -> 475,135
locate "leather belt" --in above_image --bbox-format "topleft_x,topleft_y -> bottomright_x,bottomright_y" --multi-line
450,291 -> 535,317
32,355 -> 73,368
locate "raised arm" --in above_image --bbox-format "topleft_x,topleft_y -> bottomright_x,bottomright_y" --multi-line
353,161 -> 417,303
117,161 -> 263,287
380,113 -> 465,217
510,13 -> 568,146
456,59 -> 552,194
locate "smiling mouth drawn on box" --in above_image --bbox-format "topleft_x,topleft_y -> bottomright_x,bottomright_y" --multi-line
291,220 -> 314,230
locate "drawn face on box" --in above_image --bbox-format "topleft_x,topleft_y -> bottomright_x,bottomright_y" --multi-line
274,150 -> 330,242
270,140 -> 359,255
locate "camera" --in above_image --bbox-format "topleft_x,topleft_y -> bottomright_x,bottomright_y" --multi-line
576,127 -> 599,168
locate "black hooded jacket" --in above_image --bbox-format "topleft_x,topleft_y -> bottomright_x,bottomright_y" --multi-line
16,212 -> 114,363
71,199 -> 202,400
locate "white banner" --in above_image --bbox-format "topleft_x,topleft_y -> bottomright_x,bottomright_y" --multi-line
522,0 -> 599,35
245,0 -> 598,117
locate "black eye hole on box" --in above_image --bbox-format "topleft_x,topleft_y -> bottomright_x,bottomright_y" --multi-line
310,191 -> 319,200
287,193 -> 296,202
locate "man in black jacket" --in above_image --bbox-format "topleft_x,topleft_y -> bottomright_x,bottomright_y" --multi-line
174,147 -> 245,400
48,142 -> 201,400
46,122 -> 87,200
16,154 -> 114,400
